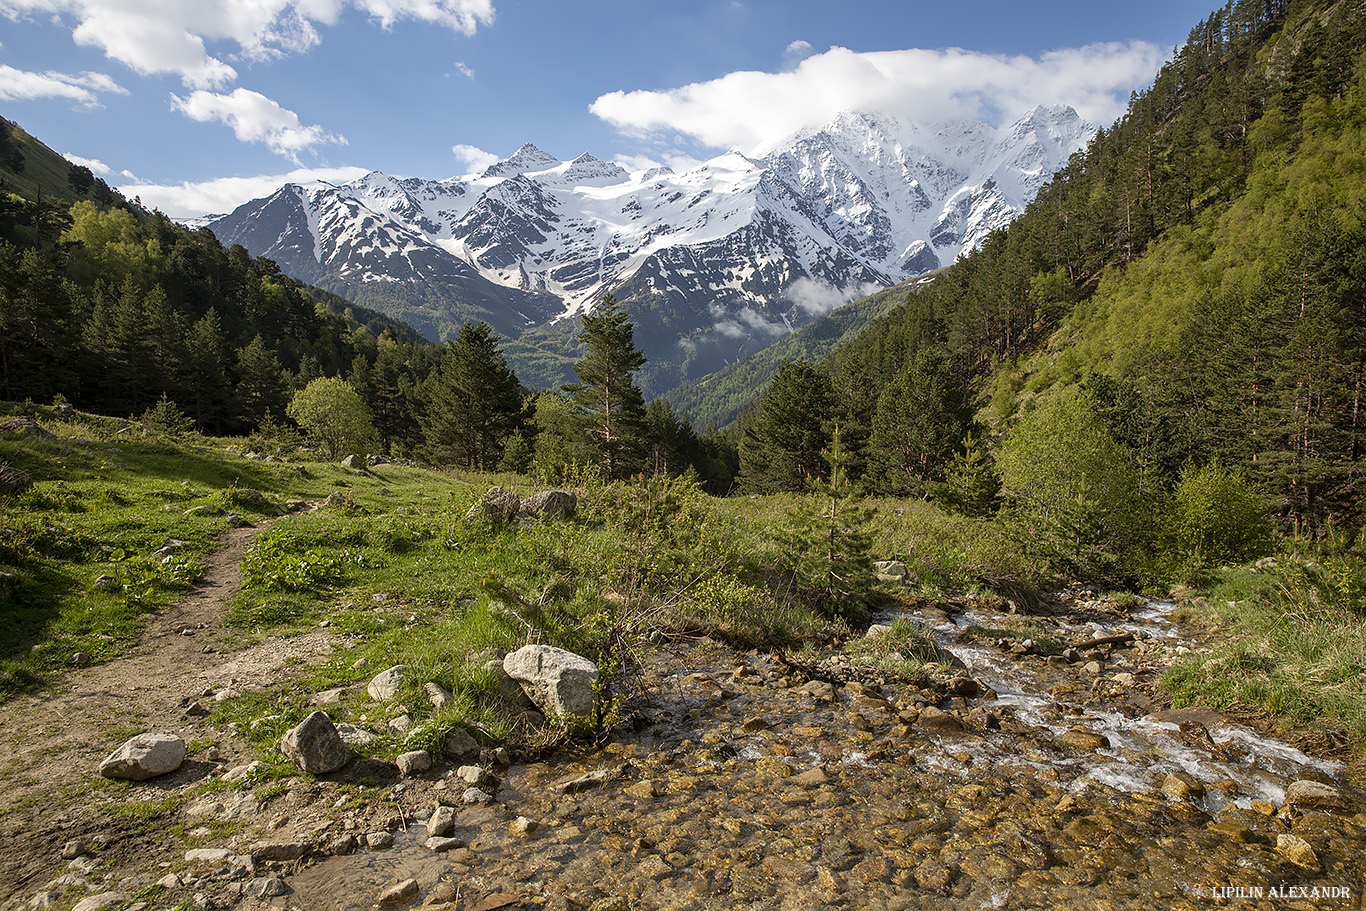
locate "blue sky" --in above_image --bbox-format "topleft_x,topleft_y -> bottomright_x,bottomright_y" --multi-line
0,0 -> 1214,218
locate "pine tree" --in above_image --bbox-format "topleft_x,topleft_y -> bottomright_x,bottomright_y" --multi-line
422,321 -> 525,470
563,293 -> 648,480
868,349 -> 969,496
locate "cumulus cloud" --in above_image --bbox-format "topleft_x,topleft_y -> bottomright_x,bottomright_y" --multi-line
171,87 -> 346,159
453,60 -> 474,79
451,142 -> 498,175
1,0 -> 495,87
120,164 -> 370,218
591,42 -> 1166,153
0,62 -> 126,105
61,151 -> 113,174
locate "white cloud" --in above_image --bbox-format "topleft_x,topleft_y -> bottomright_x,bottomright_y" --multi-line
591,42 -> 1166,153
451,142 -> 497,175
453,60 -> 474,79
784,39 -> 812,56
786,277 -> 881,317
0,0 -> 495,87
120,165 -> 370,218
61,152 -> 113,174
0,62 -> 126,105
171,87 -> 346,159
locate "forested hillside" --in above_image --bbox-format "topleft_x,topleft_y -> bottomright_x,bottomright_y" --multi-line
0,122 -> 736,486
734,0 -> 1366,552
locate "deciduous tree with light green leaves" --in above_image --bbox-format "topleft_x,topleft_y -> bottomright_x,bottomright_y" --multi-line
286,376 -> 379,460
998,388 -> 1150,583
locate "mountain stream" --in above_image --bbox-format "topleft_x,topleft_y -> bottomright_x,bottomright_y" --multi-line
286,594 -> 1366,911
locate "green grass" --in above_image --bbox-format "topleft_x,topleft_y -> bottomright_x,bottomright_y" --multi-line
843,618 -> 952,681
1159,562 -> 1366,740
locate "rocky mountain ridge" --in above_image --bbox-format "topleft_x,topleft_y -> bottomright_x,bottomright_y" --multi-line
204,105 -> 1094,392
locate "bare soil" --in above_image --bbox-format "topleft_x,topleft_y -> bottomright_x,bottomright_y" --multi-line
0,522 -> 335,909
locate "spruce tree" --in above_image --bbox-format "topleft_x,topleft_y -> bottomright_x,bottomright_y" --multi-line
564,293 -> 647,480
738,360 -> 835,492
422,321 -> 524,470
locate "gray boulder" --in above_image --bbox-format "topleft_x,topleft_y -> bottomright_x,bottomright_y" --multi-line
466,487 -> 521,523
520,490 -> 577,521
503,645 -> 599,720
280,711 -> 350,774
99,733 -> 186,781
367,665 -> 407,701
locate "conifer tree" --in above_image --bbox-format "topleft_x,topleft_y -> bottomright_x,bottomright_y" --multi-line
422,321 -> 524,470
780,426 -> 875,617
564,293 -> 647,479
738,360 -> 835,492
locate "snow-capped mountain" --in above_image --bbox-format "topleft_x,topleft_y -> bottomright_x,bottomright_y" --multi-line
205,104 -> 1094,392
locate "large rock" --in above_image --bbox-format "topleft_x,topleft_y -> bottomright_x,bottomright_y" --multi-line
280,711 -> 350,774
1284,779 -> 1349,812
467,487 -> 521,523
503,645 -> 599,720
367,665 -> 408,701
520,490 -> 577,521
99,733 -> 186,781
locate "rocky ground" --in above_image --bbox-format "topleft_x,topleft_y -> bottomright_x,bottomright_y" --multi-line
3,531 -> 1365,911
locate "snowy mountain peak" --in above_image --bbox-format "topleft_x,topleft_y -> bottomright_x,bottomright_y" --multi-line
205,103 -> 1095,394
534,153 -> 630,187
481,143 -> 562,179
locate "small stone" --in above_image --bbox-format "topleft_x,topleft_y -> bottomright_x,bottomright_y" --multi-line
1249,800 -> 1277,817
1162,772 -> 1206,801
445,727 -> 480,760
426,836 -> 466,852
512,816 -> 539,835
70,894 -> 132,911
250,841 -> 308,862
99,733 -> 186,780
246,877 -> 290,898
366,832 -> 395,849
428,805 -> 457,838
462,787 -> 495,805
279,711 -> 349,774
367,666 -> 407,701
916,706 -> 963,732
60,840 -> 86,860
330,835 -> 358,855
377,879 -> 419,906
396,750 -> 432,777
741,716 -> 771,732
624,780 -> 659,800
1275,833 -> 1321,870
425,681 -> 453,709
1284,779 -> 1348,813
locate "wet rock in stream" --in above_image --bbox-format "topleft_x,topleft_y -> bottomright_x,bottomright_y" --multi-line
252,597 -> 1366,911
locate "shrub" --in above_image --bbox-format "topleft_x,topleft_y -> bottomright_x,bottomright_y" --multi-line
1160,461 -> 1273,578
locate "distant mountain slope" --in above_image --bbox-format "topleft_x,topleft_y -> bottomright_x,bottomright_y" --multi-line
663,276 -> 936,428
205,105 -> 1094,395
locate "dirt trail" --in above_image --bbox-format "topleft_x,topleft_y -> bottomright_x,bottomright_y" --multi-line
0,522 -> 334,907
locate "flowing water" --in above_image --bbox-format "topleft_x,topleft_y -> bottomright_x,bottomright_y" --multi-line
287,596 -> 1366,911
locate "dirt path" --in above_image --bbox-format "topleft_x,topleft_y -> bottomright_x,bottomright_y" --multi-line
0,522 -> 335,908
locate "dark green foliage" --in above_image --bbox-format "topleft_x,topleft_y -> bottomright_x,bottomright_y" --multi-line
421,322 -> 525,470
563,293 -> 648,480
868,349 -> 970,495
738,361 -> 835,493
931,432 -> 1001,518
777,427 -> 875,617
